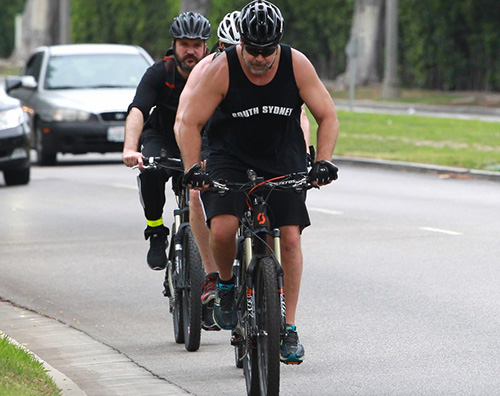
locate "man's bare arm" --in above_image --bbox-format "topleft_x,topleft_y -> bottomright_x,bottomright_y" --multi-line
122,107 -> 145,168
178,56 -> 228,170
293,49 -> 339,163
174,55 -> 213,142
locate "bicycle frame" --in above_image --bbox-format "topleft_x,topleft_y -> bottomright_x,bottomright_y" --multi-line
237,197 -> 287,337
164,183 -> 190,302
139,155 -> 204,351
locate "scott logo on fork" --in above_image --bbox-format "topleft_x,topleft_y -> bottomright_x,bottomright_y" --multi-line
246,286 -> 254,319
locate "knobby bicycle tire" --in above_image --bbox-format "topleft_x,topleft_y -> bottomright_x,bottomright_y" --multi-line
172,266 -> 185,344
244,256 -> 281,396
182,227 -> 204,351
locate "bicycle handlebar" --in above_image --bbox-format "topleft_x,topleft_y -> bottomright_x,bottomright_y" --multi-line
133,156 -> 183,172
210,172 -> 317,195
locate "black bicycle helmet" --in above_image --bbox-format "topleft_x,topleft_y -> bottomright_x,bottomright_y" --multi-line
170,11 -> 211,40
239,0 -> 283,47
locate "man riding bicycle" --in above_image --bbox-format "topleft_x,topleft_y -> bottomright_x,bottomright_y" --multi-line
122,11 -> 213,273
178,0 -> 339,364
174,10 -> 311,318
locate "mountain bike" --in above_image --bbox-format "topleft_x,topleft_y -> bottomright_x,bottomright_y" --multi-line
140,155 -> 205,351
211,170 -> 315,396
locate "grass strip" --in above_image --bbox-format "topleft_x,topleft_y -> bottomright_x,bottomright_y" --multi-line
309,110 -> 500,171
0,335 -> 61,396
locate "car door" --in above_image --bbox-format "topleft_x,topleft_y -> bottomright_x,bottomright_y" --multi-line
11,51 -> 45,129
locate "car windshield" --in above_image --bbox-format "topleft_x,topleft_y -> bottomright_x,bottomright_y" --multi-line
44,53 -> 150,90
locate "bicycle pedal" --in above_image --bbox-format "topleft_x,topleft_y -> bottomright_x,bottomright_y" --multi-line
281,359 -> 303,365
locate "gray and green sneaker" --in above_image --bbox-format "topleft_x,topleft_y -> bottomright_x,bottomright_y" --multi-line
213,279 -> 237,330
280,324 -> 305,364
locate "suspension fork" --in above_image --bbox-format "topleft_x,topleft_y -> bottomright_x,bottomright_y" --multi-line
273,228 -> 287,332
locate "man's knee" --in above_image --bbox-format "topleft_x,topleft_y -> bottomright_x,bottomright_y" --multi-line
280,226 -> 302,254
210,216 -> 238,245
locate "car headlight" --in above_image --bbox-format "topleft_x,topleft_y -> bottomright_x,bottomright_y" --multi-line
51,108 -> 91,122
0,107 -> 24,130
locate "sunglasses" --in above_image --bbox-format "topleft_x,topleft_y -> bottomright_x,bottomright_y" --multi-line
244,45 -> 277,57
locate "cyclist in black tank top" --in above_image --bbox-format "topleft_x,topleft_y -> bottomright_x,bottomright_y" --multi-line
206,44 -> 306,176
178,0 -> 339,365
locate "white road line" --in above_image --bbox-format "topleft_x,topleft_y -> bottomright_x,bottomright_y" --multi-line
309,207 -> 343,216
419,227 -> 462,235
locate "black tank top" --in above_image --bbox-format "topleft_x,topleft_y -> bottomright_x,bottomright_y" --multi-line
206,45 -> 307,176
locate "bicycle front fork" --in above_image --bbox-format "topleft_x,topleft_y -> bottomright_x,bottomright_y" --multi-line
242,228 -> 287,330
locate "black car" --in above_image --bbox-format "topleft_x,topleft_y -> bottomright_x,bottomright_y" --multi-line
0,86 -> 31,186
5,44 -> 153,165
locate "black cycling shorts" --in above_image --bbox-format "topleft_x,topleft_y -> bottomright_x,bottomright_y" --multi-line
200,168 -> 311,231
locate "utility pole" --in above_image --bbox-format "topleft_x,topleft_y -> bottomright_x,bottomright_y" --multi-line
59,0 -> 71,44
381,0 -> 400,99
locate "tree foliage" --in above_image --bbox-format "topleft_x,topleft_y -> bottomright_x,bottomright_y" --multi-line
72,0 -> 180,59
0,0 -> 25,58
5,0 -> 500,91
277,0 -> 354,79
400,0 -> 500,90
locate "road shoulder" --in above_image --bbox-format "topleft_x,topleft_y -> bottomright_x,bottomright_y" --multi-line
0,300 -> 191,396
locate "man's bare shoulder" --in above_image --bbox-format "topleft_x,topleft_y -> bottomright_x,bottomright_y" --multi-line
192,54 -> 214,75
290,47 -> 311,68
203,51 -> 228,75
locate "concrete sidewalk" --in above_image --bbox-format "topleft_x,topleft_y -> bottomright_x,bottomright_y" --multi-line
0,301 -> 192,396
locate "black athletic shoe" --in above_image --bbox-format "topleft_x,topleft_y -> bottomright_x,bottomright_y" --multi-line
213,280 -> 237,330
147,233 -> 168,270
202,302 -> 221,331
280,324 -> 305,365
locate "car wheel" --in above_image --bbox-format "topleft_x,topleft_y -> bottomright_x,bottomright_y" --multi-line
4,168 -> 30,186
36,125 -> 57,166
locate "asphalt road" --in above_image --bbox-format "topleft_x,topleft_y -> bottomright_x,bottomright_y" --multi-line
1,153 -> 500,395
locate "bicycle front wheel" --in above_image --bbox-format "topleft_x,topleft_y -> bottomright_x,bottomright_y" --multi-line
172,267 -> 185,344
244,256 -> 281,396
181,227 -> 204,351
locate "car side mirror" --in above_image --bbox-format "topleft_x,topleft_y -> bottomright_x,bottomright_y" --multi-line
5,76 -> 38,93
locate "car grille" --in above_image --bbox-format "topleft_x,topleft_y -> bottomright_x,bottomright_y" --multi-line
99,111 -> 127,122
0,136 -> 25,158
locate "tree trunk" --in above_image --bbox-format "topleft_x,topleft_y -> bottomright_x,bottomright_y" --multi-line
381,0 -> 400,99
334,0 -> 384,90
180,0 -> 212,16
10,0 -> 70,64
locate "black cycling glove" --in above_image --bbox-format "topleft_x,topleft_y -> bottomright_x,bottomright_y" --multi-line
182,163 -> 211,188
308,160 -> 339,185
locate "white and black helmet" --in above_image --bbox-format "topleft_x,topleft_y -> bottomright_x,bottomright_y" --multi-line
239,0 -> 283,47
217,11 -> 241,45
170,11 -> 211,40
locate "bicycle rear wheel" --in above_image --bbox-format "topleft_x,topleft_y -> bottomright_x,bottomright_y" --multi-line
181,227 -> 204,351
244,256 -> 281,396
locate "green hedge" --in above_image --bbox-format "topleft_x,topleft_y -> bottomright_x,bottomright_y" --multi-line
2,0 -> 499,91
